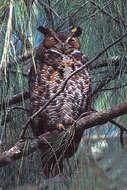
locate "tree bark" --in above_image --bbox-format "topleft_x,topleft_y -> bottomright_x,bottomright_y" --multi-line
0,102 -> 127,168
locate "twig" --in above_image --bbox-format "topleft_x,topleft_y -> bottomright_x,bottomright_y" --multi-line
92,67 -> 120,97
7,50 -> 32,68
89,0 -> 127,27
91,108 -> 127,147
90,58 -> 120,70
47,0 -> 54,29
37,0 -> 63,21
109,119 -> 126,147
0,91 -> 29,110
7,106 -> 29,112
56,0 -> 113,31
0,58 -> 122,111
19,30 -> 127,139
63,1 -> 89,21
101,83 -> 127,91
1,102 -> 127,167
56,1 -> 89,31
1,106 -> 29,125
0,58 -> 124,110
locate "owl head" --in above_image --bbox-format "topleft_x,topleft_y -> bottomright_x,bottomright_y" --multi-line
37,26 -> 82,54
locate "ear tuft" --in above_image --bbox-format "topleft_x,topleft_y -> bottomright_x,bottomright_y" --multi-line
71,28 -> 77,33
72,27 -> 82,37
37,26 -> 51,36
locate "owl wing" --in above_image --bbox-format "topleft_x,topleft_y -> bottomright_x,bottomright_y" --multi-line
71,51 -> 91,113
81,53 -> 91,113
28,50 -> 91,177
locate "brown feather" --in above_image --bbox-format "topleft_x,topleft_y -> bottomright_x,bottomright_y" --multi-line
29,27 -> 91,178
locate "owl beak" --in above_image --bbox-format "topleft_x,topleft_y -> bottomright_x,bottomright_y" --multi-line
61,43 -> 66,52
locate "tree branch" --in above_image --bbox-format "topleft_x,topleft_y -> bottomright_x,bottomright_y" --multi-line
37,0 -> 63,21
0,58 -> 121,111
0,91 -> 29,110
101,83 -> 127,91
77,102 -> 127,132
57,0 -> 113,31
92,66 -> 120,97
56,1 -> 89,31
0,102 -> 127,167
89,0 -> 127,27
7,51 -> 32,68
89,57 -> 120,70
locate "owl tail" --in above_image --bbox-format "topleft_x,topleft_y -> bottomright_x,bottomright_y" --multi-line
39,148 -> 63,178
42,155 -> 63,178
40,129 -> 83,178
64,129 -> 83,158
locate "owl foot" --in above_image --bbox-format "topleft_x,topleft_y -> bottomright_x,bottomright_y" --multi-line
75,111 -> 96,124
57,123 -> 66,131
79,110 -> 96,118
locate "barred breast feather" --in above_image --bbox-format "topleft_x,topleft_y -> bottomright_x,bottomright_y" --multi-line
29,44 -> 91,177
29,50 -> 91,136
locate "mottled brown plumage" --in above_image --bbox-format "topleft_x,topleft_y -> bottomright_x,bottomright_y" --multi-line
29,26 -> 91,177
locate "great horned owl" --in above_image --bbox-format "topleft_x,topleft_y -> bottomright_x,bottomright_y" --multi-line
29,26 -> 91,178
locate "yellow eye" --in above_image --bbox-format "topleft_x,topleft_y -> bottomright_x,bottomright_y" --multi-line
69,38 -> 76,43
49,37 -> 56,42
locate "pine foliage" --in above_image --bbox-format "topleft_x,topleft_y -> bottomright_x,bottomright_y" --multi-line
0,0 -> 127,189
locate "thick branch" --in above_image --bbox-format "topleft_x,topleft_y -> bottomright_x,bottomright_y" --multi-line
0,131 -> 57,167
0,91 -> 29,110
77,102 -> 127,132
0,102 -> 127,167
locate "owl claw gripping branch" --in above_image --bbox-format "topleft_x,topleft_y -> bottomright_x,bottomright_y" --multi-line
29,26 -> 91,177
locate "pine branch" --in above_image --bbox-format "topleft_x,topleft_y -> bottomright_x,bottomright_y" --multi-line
89,0 -> 127,27
7,50 -> 32,68
56,1 -> 89,31
47,0 -> 54,29
1,31 -> 127,118
56,0 -> 113,31
37,0 -> 63,21
77,102 -> 127,132
90,57 -> 121,69
101,83 -> 127,91
92,66 -> 120,97
0,102 -> 127,168
0,91 -> 29,110
0,57 -> 122,110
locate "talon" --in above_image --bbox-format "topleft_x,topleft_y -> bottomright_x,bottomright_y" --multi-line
79,111 -> 95,118
57,123 -> 66,131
